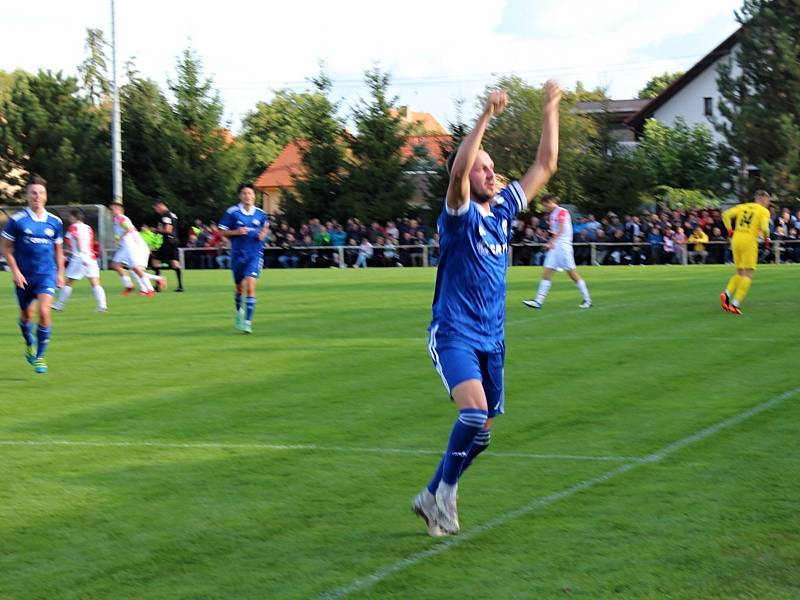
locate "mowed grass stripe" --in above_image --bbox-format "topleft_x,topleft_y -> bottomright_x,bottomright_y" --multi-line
0,265 -> 797,599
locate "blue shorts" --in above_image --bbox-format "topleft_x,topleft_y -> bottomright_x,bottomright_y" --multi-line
15,275 -> 57,310
427,328 -> 505,417
231,256 -> 262,284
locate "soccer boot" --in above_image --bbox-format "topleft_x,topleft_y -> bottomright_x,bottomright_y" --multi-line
242,321 -> 253,334
25,346 -> 36,365
579,300 -> 593,309
435,482 -> 460,535
121,286 -> 135,296
522,299 -> 542,309
727,304 -> 743,315
33,358 -> 48,374
52,302 -> 64,312
412,488 -> 446,537
235,308 -> 245,331
138,290 -> 155,297
719,291 -> 730,311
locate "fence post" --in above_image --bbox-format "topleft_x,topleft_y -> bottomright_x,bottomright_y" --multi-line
682,243 -> 688,265
508,245 -> 513,266
179,247 -> 186,271
590,243 -> 596,266
338,246 -> 345,268
774,240 -> 781,264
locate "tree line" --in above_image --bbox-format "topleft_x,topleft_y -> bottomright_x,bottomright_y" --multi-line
0,0 -> 796,231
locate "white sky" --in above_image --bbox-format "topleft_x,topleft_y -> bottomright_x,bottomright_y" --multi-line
1,0 -> 742,132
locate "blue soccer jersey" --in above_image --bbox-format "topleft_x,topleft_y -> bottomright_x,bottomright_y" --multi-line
429,181 -> 526,351
219,204 -> 268,261
2,208 -> 63,277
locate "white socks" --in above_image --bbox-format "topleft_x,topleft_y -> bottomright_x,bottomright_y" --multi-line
120,274 -> 133,288
92,285 -> 107,310
576,279 -> 591,303
57,285 -> 73,306
535,279 -> 552,304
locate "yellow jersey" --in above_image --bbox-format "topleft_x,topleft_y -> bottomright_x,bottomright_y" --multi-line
722,202 -> 770,240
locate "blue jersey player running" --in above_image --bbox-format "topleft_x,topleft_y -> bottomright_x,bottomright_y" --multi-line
218,183 -> 269,334
2,175 -> 65,374
413,83 -> 561,535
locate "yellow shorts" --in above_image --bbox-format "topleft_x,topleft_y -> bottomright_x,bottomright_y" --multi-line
732,236 -> 758,270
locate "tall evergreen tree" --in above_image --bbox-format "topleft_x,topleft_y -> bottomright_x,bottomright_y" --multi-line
717,0 -> 800,200
167,48 -> 246,223
281,70 -> 347,226
339,67 -> 415,223
119,72 -> 183,224
78,28 -> 111,106
423,99 -> 468,208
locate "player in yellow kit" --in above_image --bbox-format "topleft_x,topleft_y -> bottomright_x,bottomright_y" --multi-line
720,190 -> 771,315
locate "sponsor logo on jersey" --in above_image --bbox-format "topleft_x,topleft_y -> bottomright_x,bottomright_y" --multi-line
44,228 -> 54,237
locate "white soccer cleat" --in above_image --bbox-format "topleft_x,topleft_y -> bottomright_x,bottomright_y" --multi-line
412,488 -> 447,537
579,300 -> 593,309
522,299 -> 542,309
435,482 -> 460,535
52,303 -> 64,312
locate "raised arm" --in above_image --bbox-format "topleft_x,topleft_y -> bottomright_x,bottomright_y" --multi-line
518,80 -> 561,202
446,91 -> 508,211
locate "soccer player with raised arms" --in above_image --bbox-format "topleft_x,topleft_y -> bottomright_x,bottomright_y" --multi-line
2,175 -> 65,374
413,82 -> 561,535
719,189 -> 771,315
218,183 -> 269,334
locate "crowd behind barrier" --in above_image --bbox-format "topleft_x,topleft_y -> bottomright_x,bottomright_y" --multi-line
169,205 -> 800,269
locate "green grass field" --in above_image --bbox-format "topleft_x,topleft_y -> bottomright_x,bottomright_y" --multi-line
1,264 -> 798,599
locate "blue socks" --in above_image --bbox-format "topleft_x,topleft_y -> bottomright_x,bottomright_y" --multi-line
439,408 -> 488,486
19,319 -> 34,347
235,293 -> 242,312
245,296 -> 256,322
428,426 -> 491,494
36,325 -> 51,359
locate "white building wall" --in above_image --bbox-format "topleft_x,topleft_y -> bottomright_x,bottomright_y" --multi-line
653,44 -> 741,143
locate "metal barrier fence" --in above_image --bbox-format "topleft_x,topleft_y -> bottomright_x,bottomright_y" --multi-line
158,240 -> 800,270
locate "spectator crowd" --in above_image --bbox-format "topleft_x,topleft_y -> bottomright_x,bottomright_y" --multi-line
175,205 -> 800,269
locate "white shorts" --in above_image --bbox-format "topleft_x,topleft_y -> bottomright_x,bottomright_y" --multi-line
65,257 -> 100,280
112,243 -> 149,269
543,244 -> 576,271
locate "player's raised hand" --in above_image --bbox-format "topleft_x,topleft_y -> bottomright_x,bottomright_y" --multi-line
485,90 -> 508,116
543,80 -> 562,106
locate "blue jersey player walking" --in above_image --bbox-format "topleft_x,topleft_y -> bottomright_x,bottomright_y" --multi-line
218,183 -> 269,334
413,83 -> 561,535
2,175 -> 65,374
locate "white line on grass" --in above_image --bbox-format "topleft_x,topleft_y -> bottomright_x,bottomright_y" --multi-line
0,439 -> 632,462
317,386 -> 800,600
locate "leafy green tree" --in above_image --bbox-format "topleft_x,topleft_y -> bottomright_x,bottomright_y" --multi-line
281,71 -> 347,226
717,0 -> 800,200
637,117 -> 727,193
0,70 -> 110,203
167,48 -> 247,223
339,66 -> 415,223
637,71 -> 684,99
480,75 -> 597,206
240,89 -> 331,180
576,107 -> 648,215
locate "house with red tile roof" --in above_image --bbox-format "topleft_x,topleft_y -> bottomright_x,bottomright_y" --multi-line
254,107 -> 451,213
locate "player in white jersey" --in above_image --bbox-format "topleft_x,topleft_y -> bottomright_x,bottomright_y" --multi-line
53,210 -> 107,312
109,202 -> 162,297
523,194 -> 591,309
